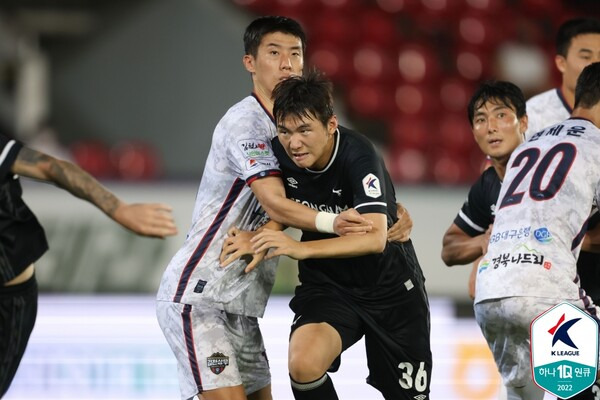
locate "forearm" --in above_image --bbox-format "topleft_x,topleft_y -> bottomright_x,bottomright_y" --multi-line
47,159 -> 122,218
301,232 -> 386,259
441,237 -> 484,266
265,197 -> 319,230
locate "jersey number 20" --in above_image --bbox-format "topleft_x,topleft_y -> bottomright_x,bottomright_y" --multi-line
499,143 -> 576,209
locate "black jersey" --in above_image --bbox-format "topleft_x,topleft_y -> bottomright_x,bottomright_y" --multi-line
454,166 -> 501,237
0,134 -> 48,284
272,125 -> 423,298
455,165 -> 600,303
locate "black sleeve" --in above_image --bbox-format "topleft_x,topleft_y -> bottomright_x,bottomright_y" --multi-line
453,172 -> 495,237
348,144 -> 389,215
0,134 -> 22,180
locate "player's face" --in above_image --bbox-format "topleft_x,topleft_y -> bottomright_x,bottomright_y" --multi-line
243,32 -> 304,101
277,113 -> 337,170
557,33 -> 600,95
471,100 -> 526,162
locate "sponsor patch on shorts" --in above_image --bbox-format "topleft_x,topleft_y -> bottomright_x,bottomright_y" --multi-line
207,352 -> 229,375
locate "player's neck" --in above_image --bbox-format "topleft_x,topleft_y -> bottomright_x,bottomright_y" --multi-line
491,157 -> 508,180
253,86 -> 274,114
559,82 -> 575,110
572,103 -> 600,128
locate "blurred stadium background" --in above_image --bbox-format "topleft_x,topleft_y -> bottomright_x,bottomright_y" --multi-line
1,0 -> 599,398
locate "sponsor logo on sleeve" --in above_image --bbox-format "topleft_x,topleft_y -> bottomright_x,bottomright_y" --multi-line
238,139 -> 272,159
246,158 -> 275,171
362,173 -> 382,198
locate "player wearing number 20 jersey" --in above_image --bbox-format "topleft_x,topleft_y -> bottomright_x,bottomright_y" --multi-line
475,117 -> 600,306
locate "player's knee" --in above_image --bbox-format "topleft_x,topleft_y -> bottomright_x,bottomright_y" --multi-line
288,352 -> 326,382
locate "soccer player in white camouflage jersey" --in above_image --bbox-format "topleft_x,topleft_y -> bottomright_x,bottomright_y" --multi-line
474,62 -> 600,400
525,18 -> 600,140
524,20 -> 600,399
156,16 -> 411,400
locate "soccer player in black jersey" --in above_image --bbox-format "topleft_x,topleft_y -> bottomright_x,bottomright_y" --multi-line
441,80 -> 527,272
243,71 -> 432,400
0,131 -> 177,397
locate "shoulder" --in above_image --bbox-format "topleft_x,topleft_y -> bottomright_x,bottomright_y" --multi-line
526,88 -> 557,106
339,126 -> 378,156
217,96 -> 274,140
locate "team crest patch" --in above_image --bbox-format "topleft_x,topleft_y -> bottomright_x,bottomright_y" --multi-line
207,352 -> 229,375
362,173 -> 381,198
238,139 -> 271,159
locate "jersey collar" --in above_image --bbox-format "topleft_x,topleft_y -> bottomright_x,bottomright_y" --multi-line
251,92 -> 275,124
556,88 -> 573,114
306,128 -> 340,174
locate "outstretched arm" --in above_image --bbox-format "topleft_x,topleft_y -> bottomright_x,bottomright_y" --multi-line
251,176 -> 372,235
441,223 -> 490,266
12,147 -> 177,238
252,212 -> 387,260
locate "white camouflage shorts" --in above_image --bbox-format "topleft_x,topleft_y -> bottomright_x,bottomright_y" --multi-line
156,301 -> 271,400
475,296 -> 599,389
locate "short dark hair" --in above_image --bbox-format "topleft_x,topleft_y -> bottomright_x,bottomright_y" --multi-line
243,16 -> 306,57
574,62 -> 600,109
467,80 -> 526,126
272,69 -> 334,127
556,18 -> 600,57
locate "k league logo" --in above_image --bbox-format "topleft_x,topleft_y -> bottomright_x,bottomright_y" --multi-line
531,302 -> 598,399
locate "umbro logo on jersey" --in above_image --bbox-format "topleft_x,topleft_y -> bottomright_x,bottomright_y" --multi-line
287,177 -> 298,188
413,395 -> 427,400
332,188 -> 342,196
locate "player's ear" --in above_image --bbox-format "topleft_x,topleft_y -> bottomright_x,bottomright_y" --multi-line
243,54 -> 256,73
555,55 -> 567,75
519,114 -> 529,139
327,115 -> 338,135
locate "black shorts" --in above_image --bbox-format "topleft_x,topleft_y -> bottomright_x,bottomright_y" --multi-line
0,275 -> 38,397
289,282 -> 432,400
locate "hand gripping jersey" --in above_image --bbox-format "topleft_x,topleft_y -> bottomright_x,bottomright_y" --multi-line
475,118 -> 600,303
0,134 -> 48,284
525,88 -> 571,140
272,126 -> 424,299
157,95 -> 281,317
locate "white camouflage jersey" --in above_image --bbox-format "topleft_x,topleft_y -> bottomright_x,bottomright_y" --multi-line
475,118 -> 600,304
157,95 -> 280,317
525,88 -> 571,140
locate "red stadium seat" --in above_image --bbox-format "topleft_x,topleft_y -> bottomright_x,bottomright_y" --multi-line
455,13 -> 503,48
389,116 -> 431,150
347,83 -> 394,119
454,46 -> 493,81
110,141 -> 161,181
308,43 -> 351,83
520,0 -> 563,18
70,139 -> 115,179
393,83 -> 438,117
375,0 -> 420,14
390,148 -> 429,183
396,43 -> 440,84
310,11 -> 358,48
439,77 -> 474,113
356,9 -> 399,48
429,149 -> 472,185
351,44 -> 396,84
437,113 -> 474,153
463,0 -> 506,15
